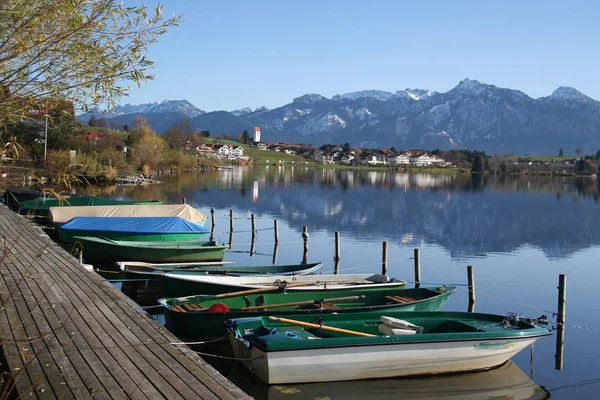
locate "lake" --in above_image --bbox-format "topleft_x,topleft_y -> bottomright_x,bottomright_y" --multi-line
89,166 -> 600,399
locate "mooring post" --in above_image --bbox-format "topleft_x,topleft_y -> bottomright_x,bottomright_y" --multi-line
334,231 -> 341,274
272,243 -> 279,264
382,241 -> 388,276
467,265 -> 476,312
229,209 -> 234,232
250,214 -> 256,257
302,226 -> 309,264
555,274 -> 567,370
228,231 -> 233,249
274,220 -> 279,243
250,214 -> 256,256
182,197 -> 186,204
78,251 -> 83,265
414,248 -> 421,288
210,208 -> 215,241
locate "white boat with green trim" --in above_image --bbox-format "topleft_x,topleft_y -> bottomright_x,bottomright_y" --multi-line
227,311 -> 551,384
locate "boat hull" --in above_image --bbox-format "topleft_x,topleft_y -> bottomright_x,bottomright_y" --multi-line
158,273 -> 404,297
162,286 -> 453,340
74,237 -> 226,263
231,336 -> 539,384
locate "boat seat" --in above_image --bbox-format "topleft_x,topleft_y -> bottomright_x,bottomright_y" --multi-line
384,295 -> 417,304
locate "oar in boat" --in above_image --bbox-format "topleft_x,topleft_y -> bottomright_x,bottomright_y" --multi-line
241,295 -> 365,311
174,281 -> 320,302
268,316 -> 376,337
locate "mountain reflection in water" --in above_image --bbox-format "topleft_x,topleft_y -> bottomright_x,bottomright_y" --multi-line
82,167 -> 600,259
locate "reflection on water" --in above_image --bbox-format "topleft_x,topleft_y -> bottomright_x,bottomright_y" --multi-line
82,167 -> 600,259
223,358 -> 549,400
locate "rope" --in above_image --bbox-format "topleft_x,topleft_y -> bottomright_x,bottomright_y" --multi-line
457,287 -> 555,314
548,377 -> 600,392
132,304 -> 163,310
170,336 -> 228,346
191,350 -> 264,361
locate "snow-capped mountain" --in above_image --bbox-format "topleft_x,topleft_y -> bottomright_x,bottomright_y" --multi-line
78,100 -> 204,121
87,79 -> 600,154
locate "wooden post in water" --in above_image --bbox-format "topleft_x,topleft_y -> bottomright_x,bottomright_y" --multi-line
274,220 -> 279,244
228,232 -> 233,249
250,214 -> 256,256
229,209 -> 234,233
182,197 -> 186,204
382,241 -> 388,276
467,265 -> 476,312
210,208 -> 215,241
414,248 -> 421,288
302,226 -> 309,264
272,243 -> 279,264
555,274 -> 567,370
334,231 -> 341,274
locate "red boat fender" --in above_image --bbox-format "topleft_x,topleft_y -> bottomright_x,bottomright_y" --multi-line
208,303 -> 230,312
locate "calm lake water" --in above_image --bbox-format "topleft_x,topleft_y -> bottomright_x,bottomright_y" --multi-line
88,166 -> 600,399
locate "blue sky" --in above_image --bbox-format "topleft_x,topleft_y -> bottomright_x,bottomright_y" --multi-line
124,0 -> 600,111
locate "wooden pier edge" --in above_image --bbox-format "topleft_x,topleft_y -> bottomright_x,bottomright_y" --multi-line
0,204 -> 248,400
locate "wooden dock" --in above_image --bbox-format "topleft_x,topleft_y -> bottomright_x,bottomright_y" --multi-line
0,204 -> 248,399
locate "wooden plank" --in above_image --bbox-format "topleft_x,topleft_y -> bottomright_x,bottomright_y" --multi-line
0,206 -> 246,399
0,204 -> 247,400
12,227 -> 183,400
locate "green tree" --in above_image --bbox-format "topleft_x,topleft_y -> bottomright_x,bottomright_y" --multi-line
471,153 -> 484,173
88,115 -> 98,127
47,110 -> 86,150
241,130 -> 250,144
0,0 -> 180,126
559,148 -> 564,157
390,146 -> 397,153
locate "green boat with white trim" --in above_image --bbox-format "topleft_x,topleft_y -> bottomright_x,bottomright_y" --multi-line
74,236 -> 226,263
159,285 -> 455,340
227,311 -> 551,384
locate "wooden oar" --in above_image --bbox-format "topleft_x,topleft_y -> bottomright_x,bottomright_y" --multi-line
241,295 -> 365,311
174,281 -> 318,302
268,316 -> 376,337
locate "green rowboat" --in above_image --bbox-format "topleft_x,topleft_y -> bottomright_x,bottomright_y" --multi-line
74,236 -> 226,263
159,285 -> 455,340
227,311 -> 551,384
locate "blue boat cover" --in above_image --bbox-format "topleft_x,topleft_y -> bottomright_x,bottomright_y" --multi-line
60,216 -> 209,233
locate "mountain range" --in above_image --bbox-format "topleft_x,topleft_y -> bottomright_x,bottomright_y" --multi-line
78,79 -> 600,155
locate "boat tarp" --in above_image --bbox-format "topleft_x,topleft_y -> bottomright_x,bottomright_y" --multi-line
16,196 -> 161,214
50,204 -> 207,224
60,216 -> 209,234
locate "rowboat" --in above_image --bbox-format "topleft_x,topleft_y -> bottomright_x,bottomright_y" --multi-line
50,204 -> 207,226
59,216 -> 208,243
117,261 -> 323,275
154,272 -> 406,297
228,360 -> 550,400
227,311 -> 551,384
74,236 -> 226,263
5,192 -> 160,219
159,285 -> 455,340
